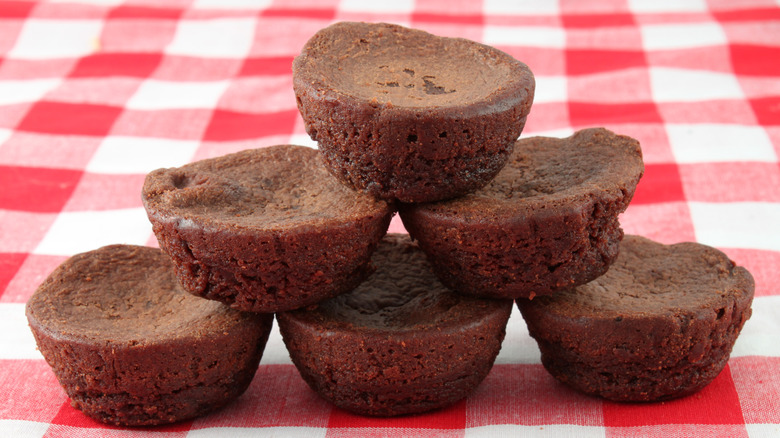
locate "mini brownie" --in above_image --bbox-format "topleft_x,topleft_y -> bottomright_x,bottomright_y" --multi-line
518,235 -> 755,402
277,234 -> 513,416
26,245 -> 273,426
293,22 -> 535,203
142,145 -> 394,313
400,128 -> 644,300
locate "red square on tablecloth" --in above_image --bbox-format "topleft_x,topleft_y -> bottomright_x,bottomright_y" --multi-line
561,12 -> 635,28
569,102 -> 662,127
620,202 -> 697,244
730,44 -> 780,76
63,173 -> 146,212
70,53 -> 163,78
0,252 -> 26,297
203,109 -> 298,141
217,76 -> 296,114
566,49 -> 647,76
0,253 -> 67,303
522,102 -> 569,134
238,56 -> 295,77
0,165 -> 82,212
0,132 -> 101,169
16,101 -> 122,137
750,96 -> 780,126
110,108 -> 213,140
466,364 -> 603,427
678,162 -> 780,203
720,248 -> 780,297
262,6 -> 336,21
656,100 -> 757,125
0,360 -> 67,422
630,163 -> 686,205
0,211 -> 58,254
192,364 -> 331,428
603,365 -> 744,427
731,356 -> 780,423
100,19 -> 178,53
646,46 -> 733,74
0,1 -> 35,19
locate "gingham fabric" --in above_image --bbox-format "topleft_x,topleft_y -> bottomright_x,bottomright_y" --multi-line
1,0 -> 779,436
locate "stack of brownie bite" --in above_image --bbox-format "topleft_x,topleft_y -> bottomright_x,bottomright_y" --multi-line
26,22 -> 755,426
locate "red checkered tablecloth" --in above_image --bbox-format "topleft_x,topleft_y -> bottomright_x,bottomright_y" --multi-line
2,0 -> 779,436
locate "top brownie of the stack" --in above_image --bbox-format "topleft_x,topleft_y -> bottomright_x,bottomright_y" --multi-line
294,21 -> 535,203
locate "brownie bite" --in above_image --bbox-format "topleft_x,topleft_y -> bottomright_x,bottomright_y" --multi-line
277,234 -> 513,416
400,128 -> 644,300
293,21 -> 535,203
142,145 -> 394,313
518,235 -> 754,402
26,245 -> 273,426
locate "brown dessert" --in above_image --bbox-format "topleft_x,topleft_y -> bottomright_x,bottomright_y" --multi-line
517,235 -> 754,402
400,128 -> 644,300
293,21 -> 535,203
142,145 -> 394,313
26,245 -> 273,426
277,234 -> 513,416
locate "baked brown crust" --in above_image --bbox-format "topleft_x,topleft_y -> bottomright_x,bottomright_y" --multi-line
293,21 -> 535,202
277,234 -> 513,416
400,128 -> 644,299
26,245 -> 273,426
517,235 -> 755,402
142,145 -> 394,313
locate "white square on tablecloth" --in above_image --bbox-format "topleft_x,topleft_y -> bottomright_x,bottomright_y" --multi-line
288,134 -> 318,149
339,0 -> 414,13
667,124 -> 776,163
0,79 -> 61,106
649,67 -> 743,102
0,304 -> 42,360
689,201 -> 780,252
34,208 -> 152,256
0,420 -> 48,438
7,19 -> 103,60
640,22 -> 726,51
192,0 -> 272,9
483,26 -> 566,48
127,79 -> 230,110
628,0 -> 707,13
731,296 -> 780,358
188,427 -> 327,438
746,423 -> 780,438
533,76 -> 567,104
465,424 -> 606,438
165,18 -> 256,58
0,129 -> 11,148
87,136 -> 199,174
484,0 -> 560,15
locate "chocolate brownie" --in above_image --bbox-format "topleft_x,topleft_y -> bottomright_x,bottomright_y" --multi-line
26,245 -> 273,426
518,235 -> 755,402
277,234 -> 513,416
400,128 -> 644,300
142,145 -> 394,313
293,21 -> 535,203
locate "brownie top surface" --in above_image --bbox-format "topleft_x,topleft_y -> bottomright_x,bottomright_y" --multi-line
293,21 -> 534,109
142,145 -> 391,230
289,234 -> 510,331
26,245 -> 254,344
529,235 -> 755,318
415,128 -> 644,216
